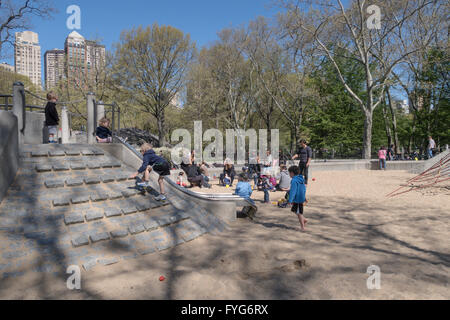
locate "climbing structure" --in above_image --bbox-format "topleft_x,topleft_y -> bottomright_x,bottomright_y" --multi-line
387,152 -> 450,198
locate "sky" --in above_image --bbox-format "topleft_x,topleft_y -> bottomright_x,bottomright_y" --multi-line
3,0 -> 280,82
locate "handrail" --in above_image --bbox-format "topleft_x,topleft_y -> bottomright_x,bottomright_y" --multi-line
112,134 -> 244,202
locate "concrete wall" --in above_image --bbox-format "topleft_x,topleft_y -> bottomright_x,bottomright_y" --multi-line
23,111 -> 46,144
0,111 -> 19,203
98,143 -> 239,222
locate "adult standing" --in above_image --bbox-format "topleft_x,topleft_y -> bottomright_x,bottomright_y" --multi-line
427,136 -> 436,159
292,140 -> 312,185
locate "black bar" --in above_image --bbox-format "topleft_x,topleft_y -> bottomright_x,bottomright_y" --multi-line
117,104 -> 121,132
93,101 -> 98,138
111,105 -> 116,133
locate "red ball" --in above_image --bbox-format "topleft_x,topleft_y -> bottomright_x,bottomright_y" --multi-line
312,178 -> 316,182
159,276 -> 165,281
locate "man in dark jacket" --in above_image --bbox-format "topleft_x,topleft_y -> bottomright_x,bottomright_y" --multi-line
45,92 -> 59,143
130,143 -> 171,201
292,139 -> 313,185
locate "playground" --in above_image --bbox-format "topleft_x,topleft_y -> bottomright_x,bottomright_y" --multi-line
1,169 -> 448,300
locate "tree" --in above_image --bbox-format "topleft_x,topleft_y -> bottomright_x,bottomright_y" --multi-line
278,0 -> 440,158
0,0 -> 54,58
113,24 -> 195,146
242,16 -> 319,150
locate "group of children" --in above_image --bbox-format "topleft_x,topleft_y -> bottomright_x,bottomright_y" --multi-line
233,165 -> 308,230
44,91 -> 113,144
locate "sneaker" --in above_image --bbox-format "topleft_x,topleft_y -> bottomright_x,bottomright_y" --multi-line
136,181 -> 150,188
155,194 -> 167,201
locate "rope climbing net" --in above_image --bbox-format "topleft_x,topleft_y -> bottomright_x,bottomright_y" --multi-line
386,152 -> 450,198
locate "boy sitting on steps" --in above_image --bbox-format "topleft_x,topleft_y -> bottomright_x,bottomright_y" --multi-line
130,143 -> 170,201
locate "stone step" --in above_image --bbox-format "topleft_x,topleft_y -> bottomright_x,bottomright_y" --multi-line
52,185 -> 146,207
35,159 -> 122,173
69,213 -> 204,257
63,198 -> 173,227
20,144 -> 106,158
44,173 -> 133,189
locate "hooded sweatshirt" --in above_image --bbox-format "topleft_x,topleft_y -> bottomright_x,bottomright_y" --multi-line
138,149 -> 166,174
96,126 -> 112,139
288,175 -> 306,204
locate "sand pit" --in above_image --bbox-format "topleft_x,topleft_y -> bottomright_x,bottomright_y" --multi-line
0,170 -> 448,300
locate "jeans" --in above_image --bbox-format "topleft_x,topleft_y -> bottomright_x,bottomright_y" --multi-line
263,189 -> 270,203
379,159 -> 386,170
220,173 -> 235,186
428,149 -> 433,159
298,162 -> 309,184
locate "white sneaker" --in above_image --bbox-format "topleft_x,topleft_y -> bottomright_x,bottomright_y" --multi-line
137,181 -> 150,188
155,194 -> 167,201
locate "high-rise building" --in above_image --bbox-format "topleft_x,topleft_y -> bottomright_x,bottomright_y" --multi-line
86,40 -> 106,77
0,62 -> 14,72
44,49 -> 65,90
64,31 -> 105,88
14,31 -> 42,88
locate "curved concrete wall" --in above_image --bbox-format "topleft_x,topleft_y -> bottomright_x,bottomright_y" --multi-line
0,111 -> 19,203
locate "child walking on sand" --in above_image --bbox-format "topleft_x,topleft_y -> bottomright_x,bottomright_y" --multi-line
288,166 -> 308,231
130,143 -> 171,201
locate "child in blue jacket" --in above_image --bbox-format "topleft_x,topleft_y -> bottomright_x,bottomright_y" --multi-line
288,166 -> 308,231
234,173 -> 254,205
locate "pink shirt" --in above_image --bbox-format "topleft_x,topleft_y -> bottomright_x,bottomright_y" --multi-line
378,150 -> 387,160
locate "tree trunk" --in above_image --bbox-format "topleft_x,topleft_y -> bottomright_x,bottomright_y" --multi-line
157,109 -> 166,147
386,89 -> 400,154
408,113 -> 417,154
382,104 -> 393,148
362,109 -> 373,159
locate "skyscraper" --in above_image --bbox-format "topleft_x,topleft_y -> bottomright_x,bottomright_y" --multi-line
14,31 -> 42,88
64,31 -> 105,89
44,49 -> 65,90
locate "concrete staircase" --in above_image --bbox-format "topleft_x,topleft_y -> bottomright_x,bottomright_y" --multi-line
0,144 -> 227,278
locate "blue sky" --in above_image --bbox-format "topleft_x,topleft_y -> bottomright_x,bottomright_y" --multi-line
3,0 -> 278,72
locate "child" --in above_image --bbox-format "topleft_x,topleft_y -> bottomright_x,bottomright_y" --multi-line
378,146 -> 387,170
288,166 -> 308,231
177,172 -> 187,187
276,165 -> 292,191
234,173 -> 254,205
129,143 -> 171,201
268,174 -> 277,192
96,118 -> 113,143
44,92 -> 59,143
257,175 -> 271,204
223,174 -> 231,187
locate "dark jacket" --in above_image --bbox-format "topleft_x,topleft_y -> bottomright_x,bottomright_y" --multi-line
96,126 -> 112,139
138,149 -> 166,174
223,165 -> 236,177
181,163 -> 201,179
45,102 -> 59,126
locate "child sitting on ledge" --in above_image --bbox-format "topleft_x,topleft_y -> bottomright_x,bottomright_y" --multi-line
96,118 -> 113,143
234,173 -> 254,205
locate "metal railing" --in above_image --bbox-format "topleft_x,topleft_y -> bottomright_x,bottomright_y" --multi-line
0,94 -> 12,111
94,100 -> 121,133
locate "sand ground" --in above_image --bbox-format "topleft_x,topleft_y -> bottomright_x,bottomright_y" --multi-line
1,170 -> 449,299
